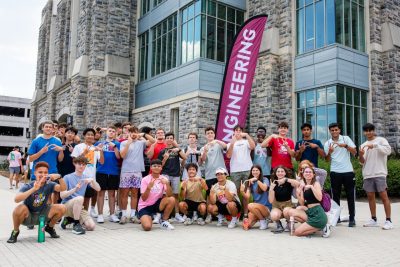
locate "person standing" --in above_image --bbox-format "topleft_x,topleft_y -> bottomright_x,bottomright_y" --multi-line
324,123 -> 357,227
7,146 -> 23,189
358,123 -> 393,230
295,123 -> 325,167
253,127 -> 272,179
181,132 -> 202,180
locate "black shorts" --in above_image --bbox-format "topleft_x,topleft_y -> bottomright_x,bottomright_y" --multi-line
138,198 -> 162,219
84,186 -> 97,198
185,199 -> 205,212
96,173 -> 120,190
216,200 -> 242,215
206,178 -> 218,196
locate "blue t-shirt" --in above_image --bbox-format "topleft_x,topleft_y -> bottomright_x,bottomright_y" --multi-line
20,181 -> 56,213
28,136 -> 62,179
62,173 -> 90,204
251,178 -> 272,210
253,143 -> 271,176
295,139 -> 323,167
95,140 -> 121,175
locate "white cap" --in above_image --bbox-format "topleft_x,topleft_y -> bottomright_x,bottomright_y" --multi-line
215,167 -> 228,175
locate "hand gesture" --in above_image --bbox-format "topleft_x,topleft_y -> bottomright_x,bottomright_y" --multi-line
219,185 -> 226,191
241,133 -> 248,139
270,181 -> 276,190
299,142 -> 306,153
365,143 -> 374,149
67,144 -> 74,153
304,184 -> 312,190
163,150 -> 170,159
181,180 -> 187,190
240,181 -> 245,192
337,143 -> 347,148
277,178 -> 286,185
148,178 -> 156,189
309,142 -> 318,149
230,136 -> 237,144
33,180 -> 41,191
160,177 -> 169,185
108,142 -> 116,148
84,178 -> 93,184
171,147 -> 180,153
328,143 -> 335,154
75,182 -> 82,190
359,146 -> 365,157
49,144 -> 64,152
94,144 -> 104,151
249,177 -> 258,185
39,143 -> 50,154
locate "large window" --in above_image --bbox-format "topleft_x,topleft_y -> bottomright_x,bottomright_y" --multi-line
0,106 -> 25,117
0,126 -> 24,137
153,0 -> 164,8
140,0 -> 150,16
138,32 -> 149,82
297,0 -> 365,54
297,85 -> 367,145
151,14 -> 177,77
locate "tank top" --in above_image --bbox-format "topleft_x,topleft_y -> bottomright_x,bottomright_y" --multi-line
303,188 -> 320,206
185,179 -> 205,202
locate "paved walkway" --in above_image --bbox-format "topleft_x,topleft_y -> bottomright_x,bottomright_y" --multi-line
0,176 -> 399,266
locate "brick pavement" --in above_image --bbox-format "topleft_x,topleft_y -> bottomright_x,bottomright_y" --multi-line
0,176 -> 399,267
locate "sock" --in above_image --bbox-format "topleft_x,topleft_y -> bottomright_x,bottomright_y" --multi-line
130,210 -> 136,217
386,218 -> 391,222
372,216 -> 377,221
175,212 -> 180,217
217,214 -> 224,220
91,206 -> 95,210
122,210 -> 127,217
73,219 -> 79,225
260,219 -> 266,224
231,217 -> 238,223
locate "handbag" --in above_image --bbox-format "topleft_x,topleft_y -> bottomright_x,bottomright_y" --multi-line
320,191 -> 331,212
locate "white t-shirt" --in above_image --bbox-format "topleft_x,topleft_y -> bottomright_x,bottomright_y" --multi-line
211,180 -> 240,204
360,137 -> 392,179
71,143 -> 100,179
324,135 -> 355,173
227,139 -> 253,173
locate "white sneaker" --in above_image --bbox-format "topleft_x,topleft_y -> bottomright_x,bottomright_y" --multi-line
119,215 -> 128,225
217,217 -> 227,227
109,214 -> 120,223
228,220 -> 238,229
322,224 -> 331,238
97,214 -> 104,224
192,212 -> 198,222
363,219 -> 378,227
175,214 -> 185,223
259,220 -> 268,230
197,218 -> 205,225
130,215 -> 140,224
152,213 -> 161,224
90,208 -> 98,218
160,220 -> 175,230
184,218 -> 193,226
205,214 -> 212,224
382,220 -> 393,230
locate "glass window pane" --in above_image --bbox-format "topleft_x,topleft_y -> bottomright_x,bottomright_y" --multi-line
181,23 -> 187,64
236,10 -> 244,25
305,4 -> 314,51
217,19 -> 225,62
346,86 -> 353,105
305,0 -> 313,4
297,109 -> 305,140
344,0 -> 351,47
195,0 -> 201,16
315,0 -> 324,48
194,15 -> 201,59
336,0 -> 343,44
297,8 -> 305,54
217,4 -> 226,20
327,86 -> 336,104
201,14 -> 207,57
187,19 -> 194,61
202,0 -> 207,13
298,92 -> 306,108
207,16 -> 216,59
306,90 -> 316,107
226,22 -> 235,56
337,103 -> 346,131
361,108 -> 367,129
337,85 -> 345,103
327,104 -> 336,125
207,0 -> 216,16
316,106 -> 327,142
354,106 -> 360,146
346,105 -> 353,138
306,107 -> 316,126
188,4 -> 195,20
316,88 -> 326,105
326,0 -> 335,44
172,28 -> 177,67
354,89 -> 360,106
359,6 -> 365,51
227,7 -> 235,23
297,0 -> 305,8
182,8 -> 188,23
161,34 -> 166,72
352,2 -> 359,49
361,90 -> 367,107
167,31 -> 172,69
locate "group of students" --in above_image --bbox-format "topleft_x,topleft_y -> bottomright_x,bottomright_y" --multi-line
6,119 -> 394,243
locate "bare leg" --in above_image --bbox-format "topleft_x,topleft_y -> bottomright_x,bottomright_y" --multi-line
379,190 -> 391,219
83,197 -> 90,210
226,201 -> 239,216
97,190 -> 105,215
140,215 -> 153,231
47,204 -> 66,227
119,188 -> 129,210
198,203 -> 207,217
130,188 -> 139,211
160,197 -> 175,220
294,222 -> 319,237
108,190 -> 116,215
12,204 -> 29,231
366,192 -> 376,217
173,194 -> 179,214
179,202 -> 188,216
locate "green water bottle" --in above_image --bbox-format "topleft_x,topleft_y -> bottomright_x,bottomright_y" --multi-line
38,215 -> 45,243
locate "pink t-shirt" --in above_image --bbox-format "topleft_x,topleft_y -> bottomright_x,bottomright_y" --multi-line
269,137 -> 295,169
138,174 -> 167,211
8,151 -> 21,167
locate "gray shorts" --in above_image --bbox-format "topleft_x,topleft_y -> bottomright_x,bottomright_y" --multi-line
163,175 -> 180,194
363,177 -> 387,193
230,171 -> 250,190
22,205 -> 52,226
9,167 -> 20,174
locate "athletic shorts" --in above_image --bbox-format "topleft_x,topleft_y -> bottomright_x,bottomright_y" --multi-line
163,175 -> 180,194
230,171 -> 250,190
119,172 -> 142,189
272,200 -> 293,211
306,205 -> 327,230
363,177 -> 387,193
22,205 -> 52,226
84,186 -> 97,198
206,178 -> 218,196
9,167 -> 20,174
185,199 -> 205,213
138,198 -> 162,219
96,173 -> 120,190
216,200 -> 242,216
64,197 -> 93,225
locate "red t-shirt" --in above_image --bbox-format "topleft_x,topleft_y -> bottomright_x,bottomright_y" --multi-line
269,137 -> 295,169
152,142 -> 167,160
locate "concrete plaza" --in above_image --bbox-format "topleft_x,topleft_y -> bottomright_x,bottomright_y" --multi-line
0,176 -> 399,267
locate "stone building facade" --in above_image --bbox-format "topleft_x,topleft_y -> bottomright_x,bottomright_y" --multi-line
31,0 -> 400,151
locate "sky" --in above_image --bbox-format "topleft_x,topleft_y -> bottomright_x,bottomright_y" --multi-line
0,0 -> 48,99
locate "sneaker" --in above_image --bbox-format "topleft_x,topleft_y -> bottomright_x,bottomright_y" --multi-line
197,218 -> 205,225
271,221 -> 284,233
228,220 -> 238,229
192,212 -> 198,222
184,217 -> 193,226
97,214 -> 104,224
242,218 -> 250,230
363,219 -> 378,227
259,220 -> 268,230
382,220 -> 393,230
6,230 -> 19,243
348,220 -> 356,227
160,220 -> 175,230
130,215 -> 140,224
119,215 -> 128,225
217,217 -> 227,227
60,217 -> 73,230
322,224 -> 331,238
27,225 -> 34,230
72,223 -> 86,235
117,210 -> 122,220
153,213 -> 161,224
44,225 -> 60,238
175,214 -> 185,223
109,214 -> 120,223
90,208 -> 98,218
205,214 -> 212,224
284,221 -> 290,232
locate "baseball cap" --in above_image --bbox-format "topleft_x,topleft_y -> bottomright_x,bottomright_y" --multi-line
215,167 -> 228,175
